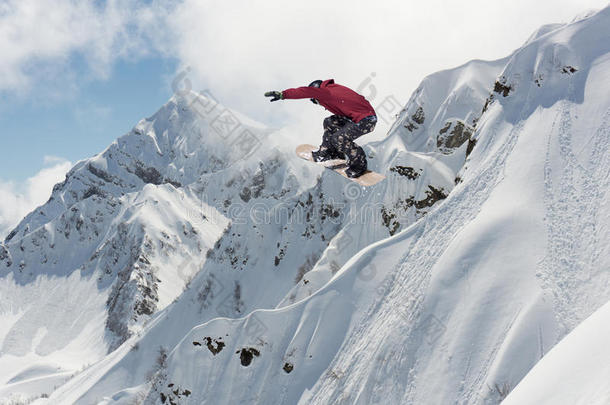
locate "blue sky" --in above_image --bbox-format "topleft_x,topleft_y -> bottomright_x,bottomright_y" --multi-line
0,56 -> 177,182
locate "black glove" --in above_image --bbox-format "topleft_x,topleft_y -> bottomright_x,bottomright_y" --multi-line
264,91 -> 283,102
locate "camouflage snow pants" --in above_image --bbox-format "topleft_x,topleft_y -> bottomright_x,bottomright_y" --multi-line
318,114 -> 377,171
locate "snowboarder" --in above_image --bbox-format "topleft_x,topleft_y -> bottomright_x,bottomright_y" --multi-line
265,79 -> 377,178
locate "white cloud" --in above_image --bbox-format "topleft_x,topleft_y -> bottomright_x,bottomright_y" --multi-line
0,0 -> 174,96
1,1 -> 609,155
165,0 -> 610,139
0,156 -> 72,240
2,0 -> 607,113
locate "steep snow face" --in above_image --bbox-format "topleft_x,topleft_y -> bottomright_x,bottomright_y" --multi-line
502,300 -> 610,405
280,57 -> 509,308
1,30 -> 499,405
32,87 -> 482,403
383,57 -> 507,155
91,7 -> 609,405
1,76 -> 468,402
490,8 -> 610,333
32,35 -> 515,405
295,9 -> 609,403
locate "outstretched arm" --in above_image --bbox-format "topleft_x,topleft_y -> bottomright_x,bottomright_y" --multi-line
282,86 -> 328,100
264,86 -> 330,102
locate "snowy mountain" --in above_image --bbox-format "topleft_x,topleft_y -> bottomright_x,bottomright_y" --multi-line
1,6 -> 609,405
0,73 -> 457,404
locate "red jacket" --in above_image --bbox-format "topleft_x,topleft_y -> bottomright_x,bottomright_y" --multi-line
282,79 -> 376,123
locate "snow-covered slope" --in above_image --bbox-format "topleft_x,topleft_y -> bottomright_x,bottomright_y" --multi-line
502,300 -> 610,405
130,9 -> 607,405
1,6 -> 609,405
1,79 -> 463,403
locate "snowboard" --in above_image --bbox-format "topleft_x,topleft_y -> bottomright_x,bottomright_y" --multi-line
296,144 -> 386,187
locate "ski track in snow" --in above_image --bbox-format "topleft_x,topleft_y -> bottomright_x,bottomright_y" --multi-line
539,86 -> 610,336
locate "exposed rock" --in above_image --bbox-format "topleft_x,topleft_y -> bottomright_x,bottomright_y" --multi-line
104,224 -> 161,350
389,166 -> 420,180
415,186 -> 448,209
83,186 -> 106,199
403,106 -> 425,132
237,347 -> 260,366
134,164 -> 163,185
380,185 -> 447,236
482,94 -> 494,114
159,383 -> 191,405
164,179 -> 182,188
87,163 -> 115,183
561,65 -> 578,74
412,106 -> 425,124
204,337 -> 225,355
466,138 -> 478,157
493,78 -> 512,97
0,244 -> 11,267
4,229 -> 17,243
437,120 -> 474,154
381,208 -> 400,236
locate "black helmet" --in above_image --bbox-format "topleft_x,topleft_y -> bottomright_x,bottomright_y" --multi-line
309,80 -> 322,104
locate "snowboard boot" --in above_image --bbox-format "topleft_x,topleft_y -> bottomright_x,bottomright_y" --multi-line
312,149 -> 344,163
345,166 -> 366,178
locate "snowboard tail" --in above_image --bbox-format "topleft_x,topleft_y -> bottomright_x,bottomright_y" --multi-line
296,144 -> 385,187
